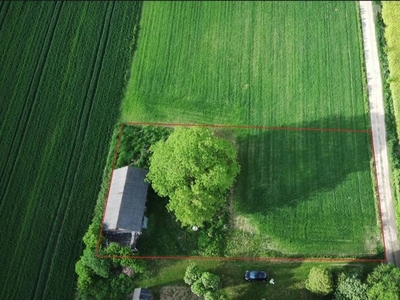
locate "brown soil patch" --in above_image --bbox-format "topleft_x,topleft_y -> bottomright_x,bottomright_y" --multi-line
160,286 -> 200,300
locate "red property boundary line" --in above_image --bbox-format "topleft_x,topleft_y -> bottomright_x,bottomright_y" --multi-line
96,122 -> 386,264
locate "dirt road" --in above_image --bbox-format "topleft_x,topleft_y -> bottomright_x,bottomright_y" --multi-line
359,1 -> 400,266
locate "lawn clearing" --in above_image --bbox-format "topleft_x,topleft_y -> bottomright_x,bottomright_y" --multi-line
110,124 -> 382,259
121,1 -> 367,130
0,2 -> 141,299
228,128 -> 380,257
135,259 -> 378,300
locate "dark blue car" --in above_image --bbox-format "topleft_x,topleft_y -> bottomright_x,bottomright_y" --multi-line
245,270 -> 268,282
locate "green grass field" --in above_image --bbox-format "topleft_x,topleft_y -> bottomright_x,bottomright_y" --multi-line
228,127 -> 379,257
122,1 -> 367,129
0,2 -> 141,299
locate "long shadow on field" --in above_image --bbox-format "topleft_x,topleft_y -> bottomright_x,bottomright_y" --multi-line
233,114 -> 375,249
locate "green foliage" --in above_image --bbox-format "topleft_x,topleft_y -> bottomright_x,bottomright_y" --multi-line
80,248 -> 111,279
108,274 -> 135,300
184,263 -> 201,285
148,127 -> 240,227
120,257 -> 147,274
102,243 -> 123,267
103,242 -> 147,274
305,267 -> 334,296
191,279 -> 207,297
200,272 -> 220,291
184,263 -> 222,297
77,274 -> 134,300
197,212 -> 229,256
334,272 -> 367,300
366,264 -> 400,300
76,241 -> 143,298
204,291 -> 226,300
83,220 -> 102,249
377,1 -> 400,237
116,125 -> 171,169
75,260 -> 93,292
382,2 -> 400,135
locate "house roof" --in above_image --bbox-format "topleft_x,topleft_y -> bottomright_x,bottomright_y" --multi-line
133,288 -> 152,300
103,166 -> 148,232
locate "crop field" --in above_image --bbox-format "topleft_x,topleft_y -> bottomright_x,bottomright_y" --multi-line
0,2 -> 141,299
122,1 -> 367,130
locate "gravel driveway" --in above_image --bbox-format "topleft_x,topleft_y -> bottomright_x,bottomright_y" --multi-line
359,1 -> 400,266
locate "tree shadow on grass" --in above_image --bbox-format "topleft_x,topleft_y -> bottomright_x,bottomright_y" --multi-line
136,188 -> 199,256
232,114 -> 380,256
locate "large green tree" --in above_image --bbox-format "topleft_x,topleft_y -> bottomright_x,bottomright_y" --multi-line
147,127 -> 240,227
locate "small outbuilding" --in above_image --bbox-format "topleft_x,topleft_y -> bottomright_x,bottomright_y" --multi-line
132,288 -> 153,300
103,166 -> 149,250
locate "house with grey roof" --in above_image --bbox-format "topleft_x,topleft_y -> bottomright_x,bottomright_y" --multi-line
103,166 -> 149,250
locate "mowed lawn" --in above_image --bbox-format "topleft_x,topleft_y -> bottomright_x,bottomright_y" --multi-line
122,1 -> 367,130
228,128 -> 380,257
122,125 -> 380,258
135,259 -> 378,300
0,2 -> 141,299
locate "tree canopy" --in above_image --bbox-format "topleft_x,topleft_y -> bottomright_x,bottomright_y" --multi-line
147,127 -> 240,227
367,263 -> 400,300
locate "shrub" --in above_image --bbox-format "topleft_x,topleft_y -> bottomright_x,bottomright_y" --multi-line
198,212 -> 229,256
184,263 -> 201,286
116,125 -> 171,169
184,263 -> 222,298
80,247 -> 110,279
204,290 -> 226,300
334,273 -> 367,300
191,279 -> 207,297
75,260 -> 93,292
200,272 -> 220,291
305,267 -> 334,296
